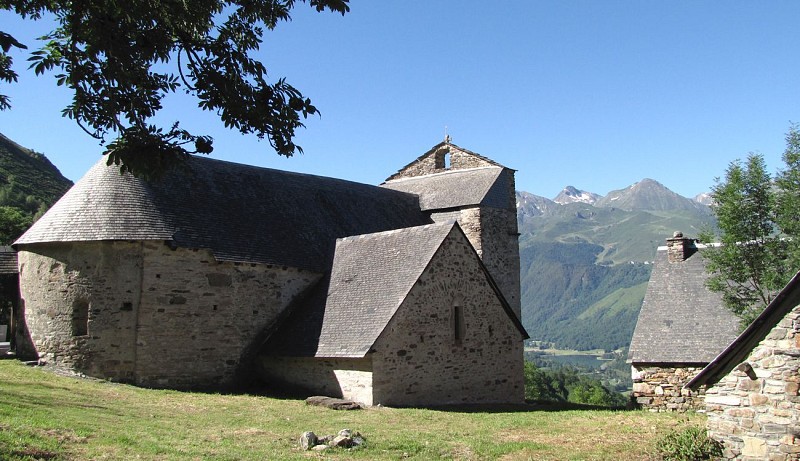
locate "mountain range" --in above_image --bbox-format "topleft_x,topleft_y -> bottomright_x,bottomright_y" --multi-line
517,179 -> 715,351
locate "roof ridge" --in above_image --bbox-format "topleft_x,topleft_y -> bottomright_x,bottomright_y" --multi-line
381,165 -> 501,185
336,221 -> 456,243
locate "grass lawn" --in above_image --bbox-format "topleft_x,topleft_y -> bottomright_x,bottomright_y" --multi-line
0,360 -> 703,460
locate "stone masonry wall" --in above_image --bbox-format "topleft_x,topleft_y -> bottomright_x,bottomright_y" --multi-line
257,356 -> 374,405
17,241 -> 320,389
134,242 -> 321,388
17,242 -> 143,381
631,365 -> 706,412
389,145 -> 499,180
433,207 -> 521,320
703,308 -> 800,460
371,228 -> 524,407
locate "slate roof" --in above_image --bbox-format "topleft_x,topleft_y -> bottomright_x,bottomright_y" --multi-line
0,246 -> 17,274
688,270 -> 800,389
628,246 -> 740,364
15,157 -> 432,272
265,221 -> 527,358
381,167 -> 511,211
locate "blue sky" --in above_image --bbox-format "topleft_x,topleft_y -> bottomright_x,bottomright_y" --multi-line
1,1 -> 799,199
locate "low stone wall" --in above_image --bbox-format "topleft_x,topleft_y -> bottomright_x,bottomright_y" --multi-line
631,365 -> 706,412
703,310 -> 800,460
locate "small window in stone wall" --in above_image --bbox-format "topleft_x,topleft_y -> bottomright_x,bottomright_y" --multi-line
453,304 -> 465,344
434,150 -> 451,170
72,299 -> 89,336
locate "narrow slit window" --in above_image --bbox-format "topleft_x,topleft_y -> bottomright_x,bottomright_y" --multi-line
72,300 -> 89,336
453,304 -> 464,343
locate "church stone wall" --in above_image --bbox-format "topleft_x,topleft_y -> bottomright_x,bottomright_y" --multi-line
631,365 -> 705,412
702,307 -> 800,460
18,242 -> 143,381
257,356 -> 374,405
371,231 -> 524,407
134,242 -> 320,388
17,241 -> 320,389
433,207 -> 521,319
390,145 -> 499,180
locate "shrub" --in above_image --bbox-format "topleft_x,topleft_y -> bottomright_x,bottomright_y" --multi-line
655,426 -> 722,461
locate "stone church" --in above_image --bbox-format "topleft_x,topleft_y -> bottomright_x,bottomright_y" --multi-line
13,141 -> 528,406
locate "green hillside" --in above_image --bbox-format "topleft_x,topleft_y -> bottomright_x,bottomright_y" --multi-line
520,241 -> 651,351
0,133 -> 73,244
518,188 -> 714,351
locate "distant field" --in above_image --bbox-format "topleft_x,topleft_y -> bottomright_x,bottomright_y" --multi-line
0,360 -> 703,460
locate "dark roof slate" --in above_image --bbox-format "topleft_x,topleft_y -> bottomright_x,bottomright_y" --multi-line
628,247 -> 740,364
381,167 -> 509,211
266,222 -> 457,357
15,157 -> 431,272
0,246 -> 17,274
688,271 -> 800,389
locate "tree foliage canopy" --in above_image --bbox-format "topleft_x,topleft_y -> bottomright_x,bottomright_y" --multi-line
700,125 -> 800,327
0,0 -> 349,177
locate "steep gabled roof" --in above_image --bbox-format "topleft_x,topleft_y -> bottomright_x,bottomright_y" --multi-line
264,221 -> 527,358
15,156 -> 431,272
628,246 -> 739,364
381,167 -> 511,211
688,271 -> 800,389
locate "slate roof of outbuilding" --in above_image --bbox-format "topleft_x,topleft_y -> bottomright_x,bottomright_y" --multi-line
381,167 -> 511,211
264,221 -> 527,358
627,246 -> 740,364
15,156 -> 432,272
0,246 -> 17,274
687,270 -> 800,389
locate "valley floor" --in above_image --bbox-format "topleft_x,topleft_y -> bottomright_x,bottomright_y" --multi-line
0,360 -> 703,460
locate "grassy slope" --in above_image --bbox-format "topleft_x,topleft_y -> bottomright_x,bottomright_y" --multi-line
0,134 -> 72,204
518,204 -> 713,351
0,360 -> 703,460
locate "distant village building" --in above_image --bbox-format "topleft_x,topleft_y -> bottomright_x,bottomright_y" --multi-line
627,232 -> 739,411
687,271 -> 800,460
12,141 -> 528,407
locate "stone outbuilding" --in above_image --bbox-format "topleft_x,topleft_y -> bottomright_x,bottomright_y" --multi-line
12,141 -> 528,406
687,271 -> 800,460
627,232 -> 740,411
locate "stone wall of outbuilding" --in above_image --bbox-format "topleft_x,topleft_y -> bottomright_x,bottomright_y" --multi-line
17,241 -> 320,388
630,364 -> 705,412
371,229 -> 524,407
702,308 -> 800,460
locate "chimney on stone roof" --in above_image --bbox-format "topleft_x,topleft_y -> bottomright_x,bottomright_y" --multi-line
666,231 -> 697,262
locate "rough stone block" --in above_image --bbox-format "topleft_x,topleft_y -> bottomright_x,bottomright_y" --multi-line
743,436 -> 768,458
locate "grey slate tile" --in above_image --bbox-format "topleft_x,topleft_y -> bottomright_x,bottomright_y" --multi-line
628,247 -> 740,364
